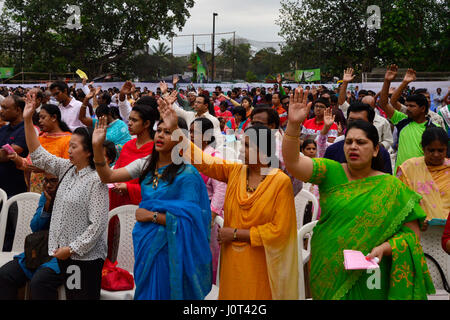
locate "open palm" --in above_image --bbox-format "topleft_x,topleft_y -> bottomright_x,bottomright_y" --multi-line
23,92 -> 38,120
384,64 -> 398,81
403,68 -> 416,83
92,116 -> 108,148
288,88 -> 310,125
343,68 -> 355,82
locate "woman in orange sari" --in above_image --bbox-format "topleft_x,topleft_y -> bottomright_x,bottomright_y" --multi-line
10,104 -> 71,193
158,95 -> 298,300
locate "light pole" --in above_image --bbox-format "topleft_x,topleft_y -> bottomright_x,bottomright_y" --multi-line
211,12 -> 218,82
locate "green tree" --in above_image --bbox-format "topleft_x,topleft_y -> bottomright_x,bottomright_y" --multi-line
277,0 -> 449,77
0,0 -> 194,78
216,38 -> 251,80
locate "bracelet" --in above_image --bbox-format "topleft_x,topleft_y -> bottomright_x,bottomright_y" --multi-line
284,133 -> 300,141
233,228 -> 238,241
152,212 -> 158,224
93,160 -> 107,166
69,246 -> 75,255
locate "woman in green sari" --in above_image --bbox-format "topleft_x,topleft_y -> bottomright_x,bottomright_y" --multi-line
282,88 -> 435,300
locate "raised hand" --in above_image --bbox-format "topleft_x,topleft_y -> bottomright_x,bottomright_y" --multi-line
323,107 -> 335,128
277,74 -> 282,84
120,81 -> 133,96
172,75 -> 179,87
384,64 -> 398,82
157,97 -> 178,130
85,87 -> 96,100
95,86 -> 102,96
23,91 -> 39,120
343,68 -> 355,83
403,68 -> 416,83
159,81 -> 169,94
288,88 -> 310,125
163,90 -> 178,106
92,116 -> 108,148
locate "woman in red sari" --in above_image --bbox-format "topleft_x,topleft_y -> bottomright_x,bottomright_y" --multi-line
107,99 -> 159,259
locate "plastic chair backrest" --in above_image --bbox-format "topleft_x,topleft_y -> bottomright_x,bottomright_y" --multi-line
297,220 -> 318,300
214,215 -> 224,286
0,192 -> 41,252
108,205 -> 138,273
294,188 -> 319,229
0,188 -> 7,221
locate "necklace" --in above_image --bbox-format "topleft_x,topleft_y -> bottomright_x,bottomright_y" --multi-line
152,169 -> 163,189
246,167 -> 266,193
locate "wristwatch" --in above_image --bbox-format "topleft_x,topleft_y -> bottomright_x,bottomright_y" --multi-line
152,212 -> 158,224
233,228 -> 238,241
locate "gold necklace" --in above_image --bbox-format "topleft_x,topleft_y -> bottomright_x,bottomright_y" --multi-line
246,168 -> 266,193
152,169 -> 163,189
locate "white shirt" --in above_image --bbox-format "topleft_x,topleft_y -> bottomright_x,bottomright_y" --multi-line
373,114 -> 394,149
58,98 -> 88,132
173,102 -> 224,147
30,146 -> 109,261
118,98 -> 132,124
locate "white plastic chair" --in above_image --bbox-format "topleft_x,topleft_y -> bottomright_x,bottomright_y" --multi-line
100,204 -> 138,300
204,215 -> 224,300
298,220 -> 318,300
0,192 -> 41,268
0,188 -> 7,218
294,188 -> 319,230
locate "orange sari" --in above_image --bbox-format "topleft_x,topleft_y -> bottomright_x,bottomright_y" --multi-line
187,141 -> 299,300
28,132 -> 71,193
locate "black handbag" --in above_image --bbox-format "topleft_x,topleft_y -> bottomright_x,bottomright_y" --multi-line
24,165 -> 73,270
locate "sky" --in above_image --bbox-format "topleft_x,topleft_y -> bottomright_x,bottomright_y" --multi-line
148,0 -> 285,56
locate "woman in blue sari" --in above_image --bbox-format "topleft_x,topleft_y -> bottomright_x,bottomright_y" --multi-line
91,114 -> 212,300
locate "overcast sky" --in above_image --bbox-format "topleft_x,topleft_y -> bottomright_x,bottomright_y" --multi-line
149,0 -> 284,55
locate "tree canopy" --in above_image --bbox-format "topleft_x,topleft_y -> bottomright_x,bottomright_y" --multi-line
0,0 -> 194,79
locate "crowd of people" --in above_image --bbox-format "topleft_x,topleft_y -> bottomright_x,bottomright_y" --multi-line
0,65 -> 448,300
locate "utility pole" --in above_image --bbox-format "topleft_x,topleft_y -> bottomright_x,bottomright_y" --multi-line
232,31 -> 236,81
211,12 -> 218,82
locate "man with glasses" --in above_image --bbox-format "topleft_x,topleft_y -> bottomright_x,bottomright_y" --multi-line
301,98 -> 338,143
49,81 -> 88,131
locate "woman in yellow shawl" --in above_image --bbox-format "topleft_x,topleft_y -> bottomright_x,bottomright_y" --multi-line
158,93 -> 299,300
397,127 -> 449,292
397,127 -> 449,223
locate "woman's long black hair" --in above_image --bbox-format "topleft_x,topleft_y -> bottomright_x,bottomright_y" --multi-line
344,120 -> 384,172
41,104 -> 71,133
139,117 -> 189,185
192,117 -> 216,148
73,126 -> 95,169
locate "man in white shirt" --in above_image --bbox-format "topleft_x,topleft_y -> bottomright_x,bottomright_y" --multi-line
49,81 -> 90,132
172,92 -> 224,148
361,96 -> 394,149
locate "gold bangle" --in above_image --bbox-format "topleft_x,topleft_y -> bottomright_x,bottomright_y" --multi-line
233,228 -> 238,241
284,133 -> 300,141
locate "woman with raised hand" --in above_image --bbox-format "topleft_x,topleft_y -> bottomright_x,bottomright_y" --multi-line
282,88 -> 435,300
91,112 -> 212,300
11,91 -> 109,300
157,96 -> 298,300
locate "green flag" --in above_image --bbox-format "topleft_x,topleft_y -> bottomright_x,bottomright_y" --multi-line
196,47 -> 208,83
0,67 -> 14,79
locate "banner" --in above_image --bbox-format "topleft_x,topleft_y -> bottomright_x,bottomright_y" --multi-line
0,67 -> 14,79
295,68 -> 321,82
196,46 -> 208,83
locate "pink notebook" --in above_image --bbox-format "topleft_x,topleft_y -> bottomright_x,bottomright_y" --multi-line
343,250 -> 379,270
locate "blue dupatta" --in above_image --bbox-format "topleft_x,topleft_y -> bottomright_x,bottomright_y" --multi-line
132,164 -> 212,300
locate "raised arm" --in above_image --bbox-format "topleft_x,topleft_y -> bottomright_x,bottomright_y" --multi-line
92,117 -> 133,183
379,65 -> 399,119
338,68 -> 355,107
23,92 -> 41,154
220,93 -> 240,107
390,68 -> 416,110
282,88 -> 314,182
79,89 -> 96,127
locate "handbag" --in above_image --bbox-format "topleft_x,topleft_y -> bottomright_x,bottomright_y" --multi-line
24,165 -> 73,270
101,258 -> 135,291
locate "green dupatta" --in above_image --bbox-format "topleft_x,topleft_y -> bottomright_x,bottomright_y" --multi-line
309,158 -> 435,300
